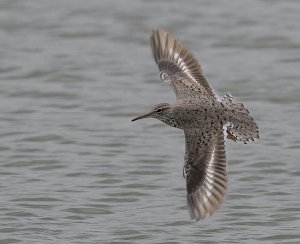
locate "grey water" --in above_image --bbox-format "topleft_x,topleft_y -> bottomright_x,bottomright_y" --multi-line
0,0 -> 299,243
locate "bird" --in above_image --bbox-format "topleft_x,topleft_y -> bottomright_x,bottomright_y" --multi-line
132,28 -> 259,221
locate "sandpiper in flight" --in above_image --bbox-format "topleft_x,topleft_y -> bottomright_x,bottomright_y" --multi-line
132,29 -> 259,221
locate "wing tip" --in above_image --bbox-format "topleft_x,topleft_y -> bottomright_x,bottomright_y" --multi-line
150,28 -> 216,97
187,178 -> 228,221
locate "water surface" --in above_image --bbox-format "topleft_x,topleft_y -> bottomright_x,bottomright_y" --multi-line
0,0 -> 299,243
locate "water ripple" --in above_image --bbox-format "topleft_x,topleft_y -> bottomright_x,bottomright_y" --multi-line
0,0 -> 299,243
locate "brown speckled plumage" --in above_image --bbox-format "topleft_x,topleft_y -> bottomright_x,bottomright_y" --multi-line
132,29 -> 259,221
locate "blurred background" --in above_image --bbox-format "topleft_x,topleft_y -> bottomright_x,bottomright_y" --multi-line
0,0 -> 299,243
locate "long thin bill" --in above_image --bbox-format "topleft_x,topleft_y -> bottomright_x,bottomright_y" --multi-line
131,112 -> 153,122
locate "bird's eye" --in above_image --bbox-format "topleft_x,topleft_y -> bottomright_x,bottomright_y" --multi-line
155,108 -> 163,113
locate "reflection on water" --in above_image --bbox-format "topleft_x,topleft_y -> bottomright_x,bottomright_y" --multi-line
0,0 -> 299,243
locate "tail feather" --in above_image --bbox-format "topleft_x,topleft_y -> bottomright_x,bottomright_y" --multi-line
222,94 -> 259,143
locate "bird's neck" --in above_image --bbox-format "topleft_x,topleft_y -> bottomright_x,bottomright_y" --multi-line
159,115 -> 183,129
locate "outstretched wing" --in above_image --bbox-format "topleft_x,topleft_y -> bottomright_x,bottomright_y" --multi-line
183,129 -> 228,221
150,28 -> 215,99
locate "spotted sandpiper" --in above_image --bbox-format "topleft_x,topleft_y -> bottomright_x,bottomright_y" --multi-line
132,29 -> 259,221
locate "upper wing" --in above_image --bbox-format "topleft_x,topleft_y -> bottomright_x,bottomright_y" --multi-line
150,28 -> 215,99
184,129 -> 228,221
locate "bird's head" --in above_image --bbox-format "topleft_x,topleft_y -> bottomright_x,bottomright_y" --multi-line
132,103 -> 173,122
